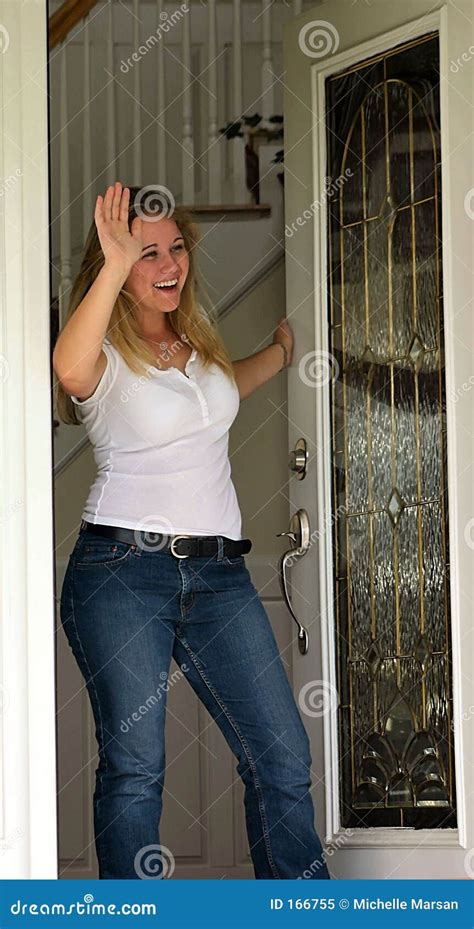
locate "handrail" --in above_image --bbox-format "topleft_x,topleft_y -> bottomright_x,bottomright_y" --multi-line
53,249 -> 285,477
49,0 -> 100,50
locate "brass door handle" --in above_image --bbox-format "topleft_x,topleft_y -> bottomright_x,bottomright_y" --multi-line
276,509 -> 310,655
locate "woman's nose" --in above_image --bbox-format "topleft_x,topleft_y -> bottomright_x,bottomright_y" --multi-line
158,261 -> 179,277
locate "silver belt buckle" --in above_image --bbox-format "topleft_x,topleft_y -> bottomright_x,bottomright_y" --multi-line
170,535 -> 192,559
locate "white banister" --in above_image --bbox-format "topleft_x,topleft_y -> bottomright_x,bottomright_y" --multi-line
231,0 -> 247,201
261,0 -> 274,119
106,0 -> 117,187
207,0 -> 222,202
181,3 -> 195,202
82,13 -> 93,242
59,42 -> 72,328
51,0 -> 304,302
132,0 -> 142,184
156,0 -> 167,183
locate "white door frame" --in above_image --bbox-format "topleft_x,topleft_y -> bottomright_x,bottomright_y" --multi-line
283,1 -> 473,877
0,0 -> 57,877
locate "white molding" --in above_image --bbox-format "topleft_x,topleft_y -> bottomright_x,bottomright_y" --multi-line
310,6 -> 467,850
0,0 -> 57,877
329,828 -> 460,849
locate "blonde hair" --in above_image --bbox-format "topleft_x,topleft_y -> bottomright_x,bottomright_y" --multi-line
55,186 -> 236,425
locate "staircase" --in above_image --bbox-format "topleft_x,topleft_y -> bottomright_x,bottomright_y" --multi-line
50,0 -> 305,472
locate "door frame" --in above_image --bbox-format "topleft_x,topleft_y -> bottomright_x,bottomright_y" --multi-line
0,0 -> 57,877
283,1 -> 473,877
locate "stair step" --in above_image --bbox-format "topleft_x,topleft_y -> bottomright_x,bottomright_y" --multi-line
181,203 -> 271,217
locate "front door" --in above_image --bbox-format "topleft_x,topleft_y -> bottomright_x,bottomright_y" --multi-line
282,1 -> 473,879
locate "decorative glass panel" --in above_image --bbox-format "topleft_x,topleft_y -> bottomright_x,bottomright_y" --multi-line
326,33 -> 456,829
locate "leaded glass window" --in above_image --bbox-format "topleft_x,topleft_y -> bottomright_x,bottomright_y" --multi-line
326,33 -> 456,829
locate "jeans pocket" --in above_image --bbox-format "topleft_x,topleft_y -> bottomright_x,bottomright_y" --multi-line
222,554 -> 245,566
75,537 -> 135,568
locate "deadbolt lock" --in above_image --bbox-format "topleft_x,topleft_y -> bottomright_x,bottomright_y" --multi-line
288,437 -> 308,480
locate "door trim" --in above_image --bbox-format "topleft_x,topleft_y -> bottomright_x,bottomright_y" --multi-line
0,0 -> 57,877
310,6 -> 468,849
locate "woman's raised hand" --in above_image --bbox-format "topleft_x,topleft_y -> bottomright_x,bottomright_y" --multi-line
95,182 -> 143,275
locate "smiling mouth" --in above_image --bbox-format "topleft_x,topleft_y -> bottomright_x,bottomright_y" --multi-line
153,278 -> 179,292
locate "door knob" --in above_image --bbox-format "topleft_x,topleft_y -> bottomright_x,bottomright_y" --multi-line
276,508 -> 310,655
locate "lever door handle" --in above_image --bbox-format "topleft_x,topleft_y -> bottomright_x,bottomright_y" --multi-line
276,509 -> 311,655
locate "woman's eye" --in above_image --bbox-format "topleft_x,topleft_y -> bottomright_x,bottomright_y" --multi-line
143,245 -> 184,259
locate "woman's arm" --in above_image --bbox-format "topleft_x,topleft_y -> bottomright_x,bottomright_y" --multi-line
53,262 -> 128,395
53,182 -> 142,396
232,318 -> 294,400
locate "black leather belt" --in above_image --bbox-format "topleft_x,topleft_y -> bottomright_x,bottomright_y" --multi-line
80,520 -> 252,559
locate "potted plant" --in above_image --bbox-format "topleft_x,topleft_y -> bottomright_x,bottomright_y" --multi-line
219,113 -> 284,202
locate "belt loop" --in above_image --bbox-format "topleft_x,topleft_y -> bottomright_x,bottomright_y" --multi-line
216,535 -> 224,561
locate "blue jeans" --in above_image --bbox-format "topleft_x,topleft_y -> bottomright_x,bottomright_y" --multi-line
60,526 -> 331,880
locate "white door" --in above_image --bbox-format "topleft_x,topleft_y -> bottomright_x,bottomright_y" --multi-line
282,1 -> 473,879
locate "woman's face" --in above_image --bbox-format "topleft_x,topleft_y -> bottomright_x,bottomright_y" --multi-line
124,216 -> 190,319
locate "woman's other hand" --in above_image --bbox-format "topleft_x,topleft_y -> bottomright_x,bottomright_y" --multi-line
272,317 -> 294,369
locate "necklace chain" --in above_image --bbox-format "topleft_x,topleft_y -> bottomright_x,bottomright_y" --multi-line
145,333 -> 187,349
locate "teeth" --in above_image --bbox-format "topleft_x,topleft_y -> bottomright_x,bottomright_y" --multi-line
153,279 -> 178,288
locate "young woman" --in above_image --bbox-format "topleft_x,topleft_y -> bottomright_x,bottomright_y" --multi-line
55,181 -> 330,881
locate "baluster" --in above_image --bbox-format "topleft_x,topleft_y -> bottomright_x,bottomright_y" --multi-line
132,0 -> 142,184
261,0 -> 274,119
231,0 -> 246,202
181,4 -> 194,203
59,42 -> 72,329
82,13 -> 93,242
106,0 -> 117,186
293,0 -> 303,15
156,0 -> 167,184
206,0 -> 222,203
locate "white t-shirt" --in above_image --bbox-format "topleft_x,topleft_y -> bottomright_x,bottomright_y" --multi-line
70,338 -> 243,540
